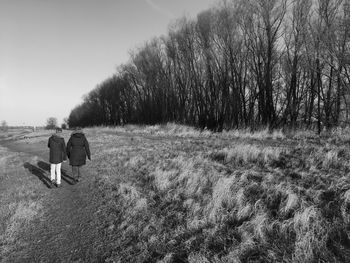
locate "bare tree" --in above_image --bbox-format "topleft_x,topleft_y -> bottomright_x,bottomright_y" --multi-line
281,0 -> 312,128
46,117 -> 57,130
1,120 -> 8,131
66,0 -> 350,133
61,117 -> 68,129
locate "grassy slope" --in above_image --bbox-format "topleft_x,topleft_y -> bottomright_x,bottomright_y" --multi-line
84,125 -> 350,263
0,146 -> 46,262
2,125 -> 350,262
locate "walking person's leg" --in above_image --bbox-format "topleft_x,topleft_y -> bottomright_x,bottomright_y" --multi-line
77,166 -> 81,181
72,166 -> 79,182
50,164 -> 56,183
71,165 -> 75,178
56,163 -> 62,186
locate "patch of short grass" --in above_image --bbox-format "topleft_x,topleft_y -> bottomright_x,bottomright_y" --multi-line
222,128 -> 285,140
210,144 -> 283,167
0,147 -> 44,259
89,123 -> 212,138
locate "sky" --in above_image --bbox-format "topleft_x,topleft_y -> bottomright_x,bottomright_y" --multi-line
0,0 -> 217,126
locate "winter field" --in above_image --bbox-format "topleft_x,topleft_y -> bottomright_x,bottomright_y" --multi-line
1,124 -> 350,262
0,146 -> 45,261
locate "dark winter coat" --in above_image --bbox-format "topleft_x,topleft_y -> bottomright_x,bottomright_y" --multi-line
48,135 -> 67,164
66,132 -> 91,166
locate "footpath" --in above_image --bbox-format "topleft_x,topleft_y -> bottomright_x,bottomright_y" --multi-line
0,138 -> 102,263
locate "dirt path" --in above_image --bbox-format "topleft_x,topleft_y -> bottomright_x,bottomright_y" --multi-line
1,140 -> 102,263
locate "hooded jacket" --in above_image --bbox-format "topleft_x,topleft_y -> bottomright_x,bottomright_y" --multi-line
48,134 -> 67,164
66,131 -> 91,166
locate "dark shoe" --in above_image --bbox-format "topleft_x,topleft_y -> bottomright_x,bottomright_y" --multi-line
56,184 -> 62,188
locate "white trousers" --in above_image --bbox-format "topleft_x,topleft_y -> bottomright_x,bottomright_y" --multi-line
50,163 -> 62,184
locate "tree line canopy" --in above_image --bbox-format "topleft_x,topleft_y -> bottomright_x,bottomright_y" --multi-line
68,0 -> 350,132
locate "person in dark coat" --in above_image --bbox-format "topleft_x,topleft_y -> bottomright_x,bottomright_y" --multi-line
66,128 -> 91,182
48,127 -> 67,187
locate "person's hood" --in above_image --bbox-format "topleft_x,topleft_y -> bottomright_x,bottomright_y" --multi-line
72,132 -> 84,138
51,134 -> 63,142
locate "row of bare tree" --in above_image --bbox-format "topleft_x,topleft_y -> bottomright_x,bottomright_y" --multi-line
68,0 -> 350,132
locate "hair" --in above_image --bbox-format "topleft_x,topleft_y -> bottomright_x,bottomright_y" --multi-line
55,127 -> 62,133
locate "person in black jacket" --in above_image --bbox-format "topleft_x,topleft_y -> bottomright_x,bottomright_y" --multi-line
66,127 -> 91,182
48,127 -> 67,187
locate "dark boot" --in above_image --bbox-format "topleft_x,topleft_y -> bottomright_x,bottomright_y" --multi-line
72,166 -> 81,182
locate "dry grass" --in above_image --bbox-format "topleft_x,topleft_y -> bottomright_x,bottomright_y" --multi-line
211,144 -> 283,166
5,125 -> 350,262
77,126 -> 350,262
0,147 -> 44,258
222,128 -> 285,140
89,123 -> 212,138
293,206 -> 330,262
0,128 -> 33,140
91,126 -> 350,262
89,124 -> 287,140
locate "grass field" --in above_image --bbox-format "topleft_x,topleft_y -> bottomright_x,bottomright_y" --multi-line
2,125 -> 350,262
0,146 -> 45,261
86,125 -> 350,262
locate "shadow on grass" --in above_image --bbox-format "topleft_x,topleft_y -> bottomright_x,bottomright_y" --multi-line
23,162 -> 53,189
37,161 -> 76,185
